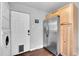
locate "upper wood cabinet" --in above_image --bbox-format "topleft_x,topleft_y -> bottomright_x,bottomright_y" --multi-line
46,3 -> 77,56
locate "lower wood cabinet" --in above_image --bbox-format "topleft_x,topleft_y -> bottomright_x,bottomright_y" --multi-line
60,24 -> 72,55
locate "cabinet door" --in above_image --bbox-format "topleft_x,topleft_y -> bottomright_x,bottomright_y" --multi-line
60,24 -> 72,56
60,7 -> 72,24
60,25 -> 68,55
67,25 -> 72,55
60,14 -> 68,24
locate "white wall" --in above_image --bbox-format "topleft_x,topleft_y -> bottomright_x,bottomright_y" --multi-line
0,2 -> 2,56
78,6 -> 79,55
75,2 -> 79,55
9,3 -> 47,52
75,3 -> 79,55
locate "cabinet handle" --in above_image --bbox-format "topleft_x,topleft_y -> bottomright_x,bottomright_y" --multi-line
61,23 -> 72,25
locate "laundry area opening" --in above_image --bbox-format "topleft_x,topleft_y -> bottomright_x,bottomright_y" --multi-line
0,2 -> 79,56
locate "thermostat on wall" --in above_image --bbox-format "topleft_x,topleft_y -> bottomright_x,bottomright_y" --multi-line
35,19 -> 39,23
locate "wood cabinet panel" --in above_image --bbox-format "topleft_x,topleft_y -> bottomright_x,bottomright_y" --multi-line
59,3 -> 77,56
60,24 -> 72,55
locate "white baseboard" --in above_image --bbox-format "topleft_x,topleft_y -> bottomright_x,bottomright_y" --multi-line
30,46 -> 43,51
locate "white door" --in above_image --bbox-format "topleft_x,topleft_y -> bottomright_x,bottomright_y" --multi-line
11,11 -> 30,55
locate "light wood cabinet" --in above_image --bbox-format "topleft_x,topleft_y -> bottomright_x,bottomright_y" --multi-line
46,3 -> 77,56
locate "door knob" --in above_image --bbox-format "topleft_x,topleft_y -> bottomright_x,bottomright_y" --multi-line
28,30 -> 30,35
28,30 -> 30,33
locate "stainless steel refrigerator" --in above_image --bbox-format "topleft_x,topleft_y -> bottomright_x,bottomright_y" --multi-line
43,16 -> 60,55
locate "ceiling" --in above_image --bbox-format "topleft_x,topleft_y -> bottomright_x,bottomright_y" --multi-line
9,2 -> 69,12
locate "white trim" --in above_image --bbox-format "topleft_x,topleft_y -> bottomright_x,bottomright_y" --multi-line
30,46 -> 43,51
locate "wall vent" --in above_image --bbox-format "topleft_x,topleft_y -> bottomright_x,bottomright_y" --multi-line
19,45 -> 24,52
